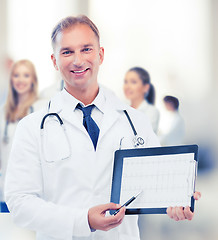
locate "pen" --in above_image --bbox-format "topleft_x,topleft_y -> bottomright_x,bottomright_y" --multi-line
113,191 -> 142,215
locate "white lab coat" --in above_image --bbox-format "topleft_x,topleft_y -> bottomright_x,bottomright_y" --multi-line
5,87 -> 160,240
158,110 -> 185,146
137,100 -> 160,134
0,109 -> 18,200
0,99 -> 48,202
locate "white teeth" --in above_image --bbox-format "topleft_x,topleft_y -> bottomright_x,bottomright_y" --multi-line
73,69 -> 87,73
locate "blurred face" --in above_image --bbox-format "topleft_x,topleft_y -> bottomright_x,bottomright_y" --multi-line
164,102 -> 175,112
11,64 -> 33,96
51,24 -> 104,93
123,71 -> 149,102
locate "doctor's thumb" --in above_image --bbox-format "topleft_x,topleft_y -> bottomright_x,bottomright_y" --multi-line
100,202 -> 121,212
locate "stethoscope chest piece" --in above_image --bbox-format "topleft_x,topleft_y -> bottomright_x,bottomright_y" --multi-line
133,135 -> 145,148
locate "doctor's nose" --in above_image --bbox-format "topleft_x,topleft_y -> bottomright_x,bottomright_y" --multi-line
72,53 -> 84,67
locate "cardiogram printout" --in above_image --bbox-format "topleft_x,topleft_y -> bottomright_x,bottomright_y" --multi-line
110,145 -> 198,214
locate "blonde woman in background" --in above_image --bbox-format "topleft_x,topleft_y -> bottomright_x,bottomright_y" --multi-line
123,67 -> 160,133
0,59 -> 39,212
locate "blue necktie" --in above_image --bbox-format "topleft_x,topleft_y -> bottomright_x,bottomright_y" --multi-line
76,103 -> 100,150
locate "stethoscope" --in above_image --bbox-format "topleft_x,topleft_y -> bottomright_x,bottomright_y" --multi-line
123,110 -> 145,148
40,102 -> 145,162
40,101 -> 72,162
3,106 -> 34,144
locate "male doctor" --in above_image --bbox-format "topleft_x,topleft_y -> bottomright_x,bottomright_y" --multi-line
5,15 -> 200,240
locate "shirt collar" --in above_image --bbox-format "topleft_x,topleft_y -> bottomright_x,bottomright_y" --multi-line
91,87 -> 105,114
61,86 -> 106,114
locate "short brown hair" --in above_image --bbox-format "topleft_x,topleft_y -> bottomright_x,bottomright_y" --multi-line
163,96 -> 179,110
51,15 -> 100,49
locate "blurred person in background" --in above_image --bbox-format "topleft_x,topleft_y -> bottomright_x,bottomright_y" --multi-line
158,95 -> 185,146
123,67 -> 160,133
0,59 -> 44,212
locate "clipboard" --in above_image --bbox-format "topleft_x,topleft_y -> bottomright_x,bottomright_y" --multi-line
110,145 -> 198,215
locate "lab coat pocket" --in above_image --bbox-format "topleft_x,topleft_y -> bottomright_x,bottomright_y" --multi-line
41,118 -> 71,163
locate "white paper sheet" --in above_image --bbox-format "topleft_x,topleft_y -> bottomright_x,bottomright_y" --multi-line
120,153 -> 196,209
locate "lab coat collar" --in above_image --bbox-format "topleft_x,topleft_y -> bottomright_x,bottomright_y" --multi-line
97,86 -> 129,142
60,87 -> 105,114
48,85 -> 128,113
48,90 -> 85,133
47,85 -> 129,141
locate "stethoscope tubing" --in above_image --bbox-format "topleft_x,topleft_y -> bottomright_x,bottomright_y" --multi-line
40,102 -> 145,149
40,113 -> 63,129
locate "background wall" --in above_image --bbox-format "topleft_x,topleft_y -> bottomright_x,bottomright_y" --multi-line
0,0 -> 217,239
0,0 -> 8,104
6,0 -> 89,92
89,0 -> 214,146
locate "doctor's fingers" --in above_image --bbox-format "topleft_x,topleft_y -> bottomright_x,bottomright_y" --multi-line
175,207 -> 186,220
167,206 -> 194,221
88,203 -> 123,230
103,217 -> 124,231
91,207 -> 125,231
102,207 -> 126,230
184,206 -> 194,220
167,207 -> 179,221
99,202 -> 122,214
166,207 -> 173,219
193,191 -> 201,201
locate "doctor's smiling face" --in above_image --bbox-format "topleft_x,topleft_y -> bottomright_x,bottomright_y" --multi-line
51,23 -> 104,97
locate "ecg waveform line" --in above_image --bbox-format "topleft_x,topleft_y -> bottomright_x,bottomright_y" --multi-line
120,153 -> 195,208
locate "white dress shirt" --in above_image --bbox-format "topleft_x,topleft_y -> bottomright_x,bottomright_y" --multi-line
62,87 -> 105,129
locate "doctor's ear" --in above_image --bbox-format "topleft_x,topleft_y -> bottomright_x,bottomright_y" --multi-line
51,54 -> 59,71
99,47 -> 104,65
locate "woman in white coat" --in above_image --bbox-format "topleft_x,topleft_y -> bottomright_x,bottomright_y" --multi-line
123,67 -> 160,133
0,59 -> 39,212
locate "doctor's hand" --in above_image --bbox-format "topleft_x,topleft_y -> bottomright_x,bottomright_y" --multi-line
88,203 -> 126,231
167,191 -> 201,221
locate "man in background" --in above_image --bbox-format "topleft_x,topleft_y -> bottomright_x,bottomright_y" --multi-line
159,95 -> 185,146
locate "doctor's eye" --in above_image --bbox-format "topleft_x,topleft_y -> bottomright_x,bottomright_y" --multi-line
62,50 -> 73,55
82,48 -> 92,53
